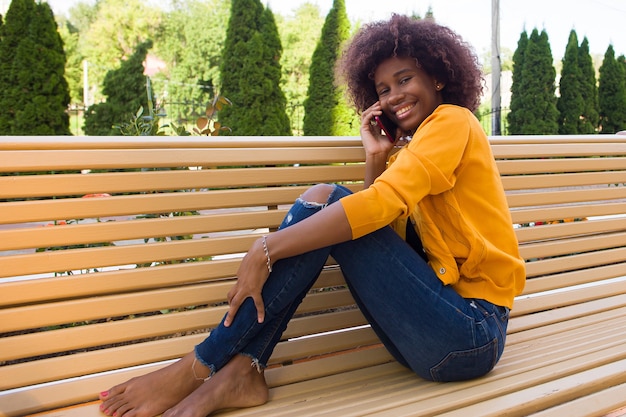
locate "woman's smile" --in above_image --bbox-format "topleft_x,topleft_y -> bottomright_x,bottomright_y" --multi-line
374,56 -> 444,133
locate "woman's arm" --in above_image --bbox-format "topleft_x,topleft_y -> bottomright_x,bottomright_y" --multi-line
225,102 -> 399,326
224,201 -> 352,326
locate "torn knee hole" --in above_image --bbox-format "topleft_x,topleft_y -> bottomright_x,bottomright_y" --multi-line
299,184 -> 334,205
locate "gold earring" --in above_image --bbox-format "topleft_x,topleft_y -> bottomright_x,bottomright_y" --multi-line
435,84 -> 442,91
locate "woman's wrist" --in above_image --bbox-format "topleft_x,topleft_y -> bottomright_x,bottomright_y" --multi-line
261,235 -> 272,273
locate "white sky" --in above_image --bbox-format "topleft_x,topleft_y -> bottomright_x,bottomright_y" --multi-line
3,0 -> 625,60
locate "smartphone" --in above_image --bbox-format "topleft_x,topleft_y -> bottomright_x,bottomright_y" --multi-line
375,114 -> 397,143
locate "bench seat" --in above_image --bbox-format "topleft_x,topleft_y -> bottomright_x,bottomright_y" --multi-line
1,135 -> 625,417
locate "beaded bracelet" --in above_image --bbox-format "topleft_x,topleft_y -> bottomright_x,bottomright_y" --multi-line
261,235 -> 272,273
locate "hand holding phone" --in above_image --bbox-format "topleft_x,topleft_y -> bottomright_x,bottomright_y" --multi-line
375,114 -> 397,143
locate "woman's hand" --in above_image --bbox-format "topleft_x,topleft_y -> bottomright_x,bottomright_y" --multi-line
224,238 -> 271,327
361,102 -> 397,188
360,101 -> 397,158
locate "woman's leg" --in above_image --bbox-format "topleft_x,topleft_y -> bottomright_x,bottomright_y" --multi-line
330,225 -> 509,382
99,184 -> 345,417
193,183 -> 347,374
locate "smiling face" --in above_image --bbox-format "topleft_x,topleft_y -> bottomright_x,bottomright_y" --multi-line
374,56 -> 444,135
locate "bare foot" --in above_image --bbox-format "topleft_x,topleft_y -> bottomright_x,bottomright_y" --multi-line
162,354 -> 269,417
99,352 -> 207,417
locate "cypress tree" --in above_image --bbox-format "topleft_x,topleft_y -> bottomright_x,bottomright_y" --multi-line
0,0 -> 32,134
510,29 -> 558,134
84,40 -> 154,135
598,45 -> 626,133
219,0 -> 290,135
0,0 -> 71,134
303,0 -> 357,136
257,7 -> 291,135
12,2 -> 71,135
507,31 -> 528,135
578,37 -> 599,133
219,0 -> 262,134
557,30 -> 583,134
0,12 -> 4,133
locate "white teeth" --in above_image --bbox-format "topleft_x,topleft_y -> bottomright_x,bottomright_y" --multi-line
395,105 -> 413,118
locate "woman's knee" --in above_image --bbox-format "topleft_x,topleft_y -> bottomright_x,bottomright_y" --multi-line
300,184 -> 335,205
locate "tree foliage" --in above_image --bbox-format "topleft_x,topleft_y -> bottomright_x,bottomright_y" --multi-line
57,19 -> 84,106
0,0 -> 70,135
302,0 -> 357,136
578,37 -> 600,133
557,30 -> 584,134
507,31 -> 528,134
276,4 -> 325,135
78,0 -> 162,104
219,0 -> 291,135
507,29 -> 558,134
598,45 -> 626,133
84,40 -> 154,135
154,0 -> 230,123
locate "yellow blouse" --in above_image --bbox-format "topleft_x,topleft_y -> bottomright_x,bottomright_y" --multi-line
339,105 -> 526,309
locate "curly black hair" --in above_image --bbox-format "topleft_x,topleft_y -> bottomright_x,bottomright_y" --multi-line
337,15 -> 483,113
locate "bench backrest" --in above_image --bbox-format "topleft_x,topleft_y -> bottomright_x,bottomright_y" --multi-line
1,135 -> 625,416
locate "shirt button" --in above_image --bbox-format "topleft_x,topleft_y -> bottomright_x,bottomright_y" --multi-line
439,267 -> 446,274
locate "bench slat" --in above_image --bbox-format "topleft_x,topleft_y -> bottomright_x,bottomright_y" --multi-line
437,359 -> 626,417
515,217 -> 626,244
0,136 -> 365,150
496,157 -> 626,175
523,247 -> 626,278
512,278 -> 626,316
491,143 -> 626,158
501,170 -> 626,190
521,263 -> 626,294
507,186 -> 626,208
0,147 -> 368,172
0,263 -> 345,306
528,382 -> 626,417
520,231 -> 626,260
0,165 -> 366,199
0,211 -> 284,251
510,201 -> 626,224
0,188 -> 302,224
0,281 -> 354,334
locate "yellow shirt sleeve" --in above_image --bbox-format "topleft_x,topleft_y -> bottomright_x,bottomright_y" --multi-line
340,105 -> 471,238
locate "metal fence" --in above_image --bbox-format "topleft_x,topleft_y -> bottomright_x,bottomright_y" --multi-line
68,103 -> 511,137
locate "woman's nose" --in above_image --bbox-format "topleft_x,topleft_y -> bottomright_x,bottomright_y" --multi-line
387,88 -> 404,105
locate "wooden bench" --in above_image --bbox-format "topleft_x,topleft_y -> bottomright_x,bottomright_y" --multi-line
1,135 -> 626,417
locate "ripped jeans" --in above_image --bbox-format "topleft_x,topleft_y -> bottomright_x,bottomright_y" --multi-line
194,184 -> 509,382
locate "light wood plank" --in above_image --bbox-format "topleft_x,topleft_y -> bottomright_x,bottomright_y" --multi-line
507,186 -> 626,208
0,165 -> 366,199
528,382 -> 626,417
501,171 -> 626,190
0,147 -> 367,172
496,157 -> 626,175
513,278 -> 626,316
515,217 -> 626,244
0,212 -> 284,252
510,201 -> 626,225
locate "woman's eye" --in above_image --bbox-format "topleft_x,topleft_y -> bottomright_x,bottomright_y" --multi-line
400,77 -> 412,84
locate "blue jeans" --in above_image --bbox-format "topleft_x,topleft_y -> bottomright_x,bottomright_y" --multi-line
195,184 -> 509,382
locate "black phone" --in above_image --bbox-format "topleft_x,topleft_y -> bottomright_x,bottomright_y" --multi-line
375,114 -> 397,143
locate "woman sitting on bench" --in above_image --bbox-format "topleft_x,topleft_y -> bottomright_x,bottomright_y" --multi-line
99,14 -> 525,417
